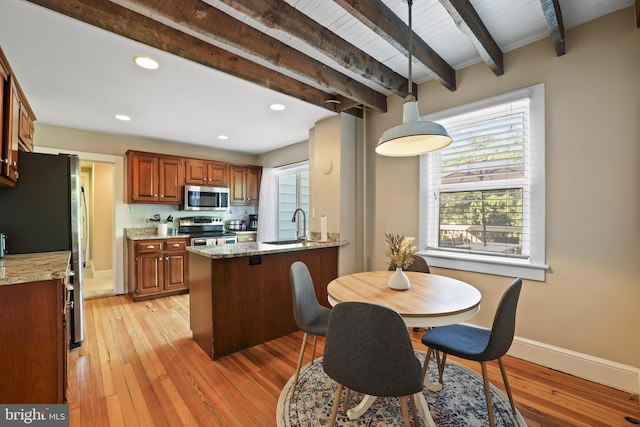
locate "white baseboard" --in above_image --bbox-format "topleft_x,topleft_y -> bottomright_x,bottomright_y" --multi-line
508,336 -> 640,394
93,268 -> 113,280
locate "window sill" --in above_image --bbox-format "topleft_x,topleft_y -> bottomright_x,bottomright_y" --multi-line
422,251 -> 548,281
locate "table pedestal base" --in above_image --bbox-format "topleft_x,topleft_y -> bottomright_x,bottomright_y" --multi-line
346,392 -> 436,427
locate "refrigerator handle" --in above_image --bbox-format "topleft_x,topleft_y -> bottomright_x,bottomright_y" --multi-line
82,185 -> 89,268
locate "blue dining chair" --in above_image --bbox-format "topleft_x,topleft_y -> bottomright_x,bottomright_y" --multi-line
421,278 -> 522,427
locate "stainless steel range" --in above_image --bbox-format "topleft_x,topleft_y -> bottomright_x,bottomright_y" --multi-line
178,217 -> 237,246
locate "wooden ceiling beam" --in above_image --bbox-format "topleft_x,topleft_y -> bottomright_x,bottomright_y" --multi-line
334,0 -> 457,92
217,0 -> 410,98
25,0 -> 382,113
438,0 -> 504,75
104,0 -> 386,112
539,0 -> 566,56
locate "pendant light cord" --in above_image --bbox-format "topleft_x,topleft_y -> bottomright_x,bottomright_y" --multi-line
407,0 -> 414,98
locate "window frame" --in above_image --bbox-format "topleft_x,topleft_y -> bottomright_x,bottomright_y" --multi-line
419,84 -> 548,281
275,162 -> 309,240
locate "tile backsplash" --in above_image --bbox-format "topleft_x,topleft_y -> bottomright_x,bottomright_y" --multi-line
124,204 -> 257,229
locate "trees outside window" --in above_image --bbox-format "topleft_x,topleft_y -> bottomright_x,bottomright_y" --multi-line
420,84 -> 547,280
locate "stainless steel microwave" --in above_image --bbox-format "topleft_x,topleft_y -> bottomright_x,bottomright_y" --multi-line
183,185 -> 230,211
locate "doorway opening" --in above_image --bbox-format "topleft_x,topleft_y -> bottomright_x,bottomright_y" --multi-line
81,161 -> 115,299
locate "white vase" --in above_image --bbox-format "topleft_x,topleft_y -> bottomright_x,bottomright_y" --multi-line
388,267 -> 410,290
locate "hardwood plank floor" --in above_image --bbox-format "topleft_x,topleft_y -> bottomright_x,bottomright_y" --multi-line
69,294 -> 639,426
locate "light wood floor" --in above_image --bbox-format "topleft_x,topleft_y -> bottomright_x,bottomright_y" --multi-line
69,294 -> 639,427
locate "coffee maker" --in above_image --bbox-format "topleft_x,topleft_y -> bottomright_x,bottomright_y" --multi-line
248,214 -> 258,231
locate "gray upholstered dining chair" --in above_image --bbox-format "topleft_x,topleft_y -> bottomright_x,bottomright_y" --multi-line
323,301 -> 431,427
421,278 -> 522,427
387,254 -> 431,273
289,261 -> 331,393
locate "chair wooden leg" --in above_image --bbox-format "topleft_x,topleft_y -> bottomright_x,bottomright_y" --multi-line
400,395 -> 411,426
292,332 -> 308,393
343,388 -> 351,413
311,334 -> 318,361
422,347 -> 433,380
437,352 -> 447,384
480,362 -> 496,427
498,357 -> 517,416
329,383 -> 343,427
409,394 -> 419,426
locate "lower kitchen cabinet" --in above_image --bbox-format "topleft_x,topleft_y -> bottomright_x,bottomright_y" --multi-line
127,238 -> 189,301
0,277 -> 68,403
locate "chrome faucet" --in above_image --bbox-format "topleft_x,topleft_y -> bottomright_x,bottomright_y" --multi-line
291,208 -> 307,242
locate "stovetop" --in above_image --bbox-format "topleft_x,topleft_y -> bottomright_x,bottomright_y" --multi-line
178,216 -> 237,237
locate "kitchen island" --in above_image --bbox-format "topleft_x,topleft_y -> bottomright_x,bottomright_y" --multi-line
187,240 -> 344,360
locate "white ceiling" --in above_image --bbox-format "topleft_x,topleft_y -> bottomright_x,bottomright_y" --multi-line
0,0 -> 633,155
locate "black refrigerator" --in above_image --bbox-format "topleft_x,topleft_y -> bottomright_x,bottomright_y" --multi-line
0,151 -> 85,348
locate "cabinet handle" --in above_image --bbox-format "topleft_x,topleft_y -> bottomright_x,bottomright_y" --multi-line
147,245 -> 155,249
160,195 -> 164,198
165,257 -> 169,260
158,257 -> 163,261
154,194 -> 158,197
173,244 -> 180,247
2,159 -> 7,164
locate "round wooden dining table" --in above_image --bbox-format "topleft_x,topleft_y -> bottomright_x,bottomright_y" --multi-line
326,270 -> 482,425
327,270 -> 482,328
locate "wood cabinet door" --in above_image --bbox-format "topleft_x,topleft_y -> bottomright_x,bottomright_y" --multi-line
245,167 -> 261,205
136,253 -> 164,295
207,161 -> 228,186
229,165 -> 247,205
185,159 -> 207,185
130,153 -> 158,202
18,105 -> 34,151
2,77 -> 20,183
0,64 -> 8,184
158,157 -> 183,203
165,251 -> 188,291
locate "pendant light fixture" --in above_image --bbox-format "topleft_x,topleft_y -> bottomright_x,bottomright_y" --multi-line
375,0 -> 452,157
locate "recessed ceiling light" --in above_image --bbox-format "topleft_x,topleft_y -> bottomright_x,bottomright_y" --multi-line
133,56 -> 159,70
217,135 -> 229,140
114,114 -> 131,121
270,103 -> 286,111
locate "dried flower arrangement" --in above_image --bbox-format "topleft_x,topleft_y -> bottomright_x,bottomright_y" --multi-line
384,232 -> 417,269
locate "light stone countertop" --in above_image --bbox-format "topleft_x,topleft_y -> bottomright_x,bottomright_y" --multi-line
187,240 -> 347,259
126,227 -> 190,241
0,251 -> 70,286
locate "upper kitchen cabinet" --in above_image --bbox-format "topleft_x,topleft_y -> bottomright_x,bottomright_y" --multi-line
229,165 -> 261,205
0,46 -> 36,188
127,150 -> 184,204
185,159 -> 228,187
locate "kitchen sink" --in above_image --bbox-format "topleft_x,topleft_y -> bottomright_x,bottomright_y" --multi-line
261,239 -> 304,245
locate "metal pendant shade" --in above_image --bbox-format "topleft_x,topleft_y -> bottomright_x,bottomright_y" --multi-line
376,0 -> 452,157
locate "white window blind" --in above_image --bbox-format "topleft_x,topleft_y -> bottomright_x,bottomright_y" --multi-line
419,84 -> 547,281
277,169 -> 309,240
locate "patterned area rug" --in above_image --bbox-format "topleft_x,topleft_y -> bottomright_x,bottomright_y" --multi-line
277,351 -> 527,426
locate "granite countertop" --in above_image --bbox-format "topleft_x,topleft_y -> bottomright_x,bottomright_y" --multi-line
0,251 -> 71,286
187,240 -> 347,259
126,227 -> 190,241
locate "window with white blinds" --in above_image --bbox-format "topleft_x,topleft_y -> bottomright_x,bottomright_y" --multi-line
419,84 -> 547,281
277,169 -> 309,240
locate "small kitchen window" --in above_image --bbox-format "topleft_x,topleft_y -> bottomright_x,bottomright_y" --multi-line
419,84 -> 547,281
277,163 -> 309,240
